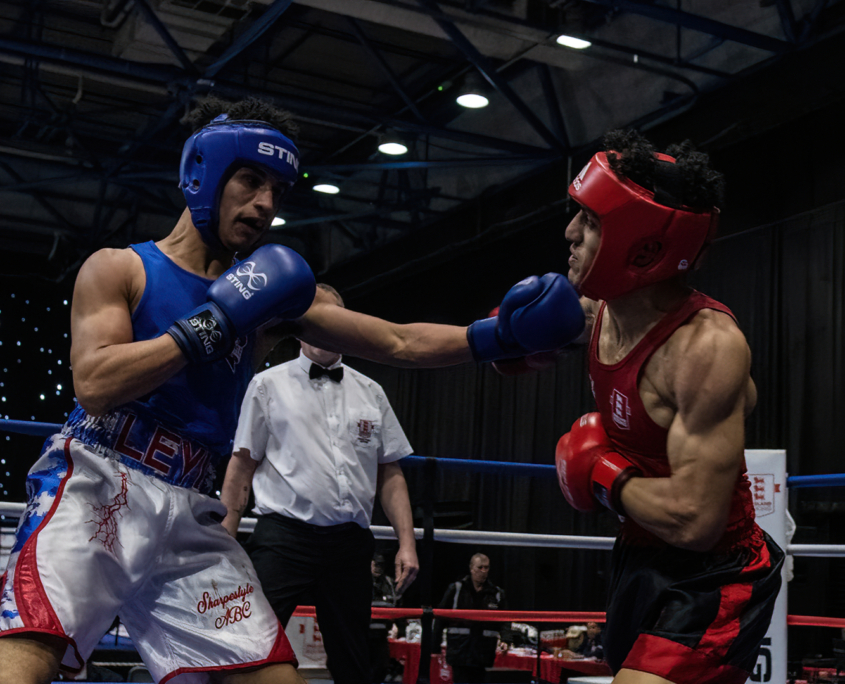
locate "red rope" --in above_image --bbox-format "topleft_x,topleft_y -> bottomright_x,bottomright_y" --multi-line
788,615 -> 845,628
292,606 -> 845,628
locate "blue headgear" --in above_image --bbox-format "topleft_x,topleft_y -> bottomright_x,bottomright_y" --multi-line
179,114 -> 300,247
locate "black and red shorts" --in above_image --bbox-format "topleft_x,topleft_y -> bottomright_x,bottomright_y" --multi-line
604,528 -> 784,684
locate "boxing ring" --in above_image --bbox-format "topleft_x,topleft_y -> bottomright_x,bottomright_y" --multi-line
3,418 -> 845,684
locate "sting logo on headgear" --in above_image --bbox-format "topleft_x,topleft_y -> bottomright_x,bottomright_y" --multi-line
567,152 -> 719,301
180,115 -> 300,248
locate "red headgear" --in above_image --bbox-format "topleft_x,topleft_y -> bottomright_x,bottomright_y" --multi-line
567,151 -> 719,301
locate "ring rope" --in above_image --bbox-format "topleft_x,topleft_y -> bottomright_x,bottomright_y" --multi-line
2,418 -> 842,488
0,501 -> 843,557
294,606 -> 845,630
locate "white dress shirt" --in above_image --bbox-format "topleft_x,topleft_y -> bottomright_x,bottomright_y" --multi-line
233,351 -> 414,527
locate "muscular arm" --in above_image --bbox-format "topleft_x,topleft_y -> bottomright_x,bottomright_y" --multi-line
377,461 -> 419,593
618,315 -> 753,551
258,287 -> 473,368
220,448 -> 259,537
71,249 -> 187,416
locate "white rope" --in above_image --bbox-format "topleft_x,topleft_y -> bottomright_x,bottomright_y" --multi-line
785,544 -> 845,557
3,501 -> 843,557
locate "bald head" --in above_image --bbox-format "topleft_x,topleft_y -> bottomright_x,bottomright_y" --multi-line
469,553 -> 490,589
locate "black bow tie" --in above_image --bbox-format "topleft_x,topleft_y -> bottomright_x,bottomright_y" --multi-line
309,364 -> 343,382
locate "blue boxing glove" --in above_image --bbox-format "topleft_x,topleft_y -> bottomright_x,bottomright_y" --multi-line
467,273 -> 584,363
167,244 -> 316,363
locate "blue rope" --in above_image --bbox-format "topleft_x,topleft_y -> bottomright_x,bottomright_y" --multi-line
0,419 -> 62,437
786,474 -> 845,488
402,455 -> 556,478
0,418 -> 842,488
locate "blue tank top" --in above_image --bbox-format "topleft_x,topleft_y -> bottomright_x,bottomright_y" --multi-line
65,241 -> 256,492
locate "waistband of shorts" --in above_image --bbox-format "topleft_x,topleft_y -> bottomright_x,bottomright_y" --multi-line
619,517 -> 764,555
62,406 -> 220,492
259,512 -> 364,535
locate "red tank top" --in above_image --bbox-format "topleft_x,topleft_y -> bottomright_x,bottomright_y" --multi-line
588,290 -> 761,552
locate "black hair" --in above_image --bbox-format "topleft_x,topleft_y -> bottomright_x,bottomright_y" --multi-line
602,129 -> 725,210
187,95 -> 299,140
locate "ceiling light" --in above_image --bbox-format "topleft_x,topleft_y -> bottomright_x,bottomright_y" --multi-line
378,129 -> 409,155
271,217 -> 286,227
313,183 -> 340,195
456,72 -> 489,109
378,141 -> 408,155
456,93 -> 489,109
556,34 -> 591,49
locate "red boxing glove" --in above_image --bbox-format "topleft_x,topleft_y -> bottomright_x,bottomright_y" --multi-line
555,413 -> 641,515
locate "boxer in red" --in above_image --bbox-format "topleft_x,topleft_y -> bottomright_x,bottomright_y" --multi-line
554,129 -> 784,684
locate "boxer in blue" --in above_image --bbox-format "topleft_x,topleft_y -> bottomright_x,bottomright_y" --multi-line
0,96 -> 586,684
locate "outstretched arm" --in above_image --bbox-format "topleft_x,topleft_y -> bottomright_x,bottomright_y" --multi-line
261,272 -> 585,368
71,249 -> 187,416
619,312 -> 754,551
260,285 -> 472,368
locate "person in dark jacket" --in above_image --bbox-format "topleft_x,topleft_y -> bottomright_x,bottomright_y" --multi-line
576,622 -> 605,660
432,554 -> 513,683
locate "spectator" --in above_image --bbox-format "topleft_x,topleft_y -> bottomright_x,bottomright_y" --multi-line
577,622 -> 604,660
562,626 -> 586,658
432,553 -> 513,683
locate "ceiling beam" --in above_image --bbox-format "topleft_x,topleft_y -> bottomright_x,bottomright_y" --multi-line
579,0 -> 790,53
773,0 -> 798,43
204,0 -> 295,78
0,38 -> 549,157
134,0 -> 199,75
348,18 -> 427,123
416,0 -> 566,154
309,156 -> 548,172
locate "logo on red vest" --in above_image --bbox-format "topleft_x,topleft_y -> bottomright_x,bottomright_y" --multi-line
610,389 -> 632,430
357,419 -> 375,443
749,473 -> 775,517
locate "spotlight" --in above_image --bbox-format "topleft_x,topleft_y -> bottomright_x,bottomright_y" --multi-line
456,72 -> 489,109
271,217 -> 286,227
556,34 -> 591,49
313,183 -> 340,195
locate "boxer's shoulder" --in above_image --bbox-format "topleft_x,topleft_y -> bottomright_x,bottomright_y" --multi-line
75,247 -> 145,309
657,308 -> 751,414
642,306 -> 750,413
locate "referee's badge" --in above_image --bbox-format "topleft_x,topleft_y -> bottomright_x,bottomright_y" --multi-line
357,419 -> 375,443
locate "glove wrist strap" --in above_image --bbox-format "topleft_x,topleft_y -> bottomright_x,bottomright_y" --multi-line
167,303 -> 234,363
592,452 -> 641,516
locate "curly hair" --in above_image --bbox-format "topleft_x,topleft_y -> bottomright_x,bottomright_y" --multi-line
603,129 -> 724,209
186,95 -> 299,140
